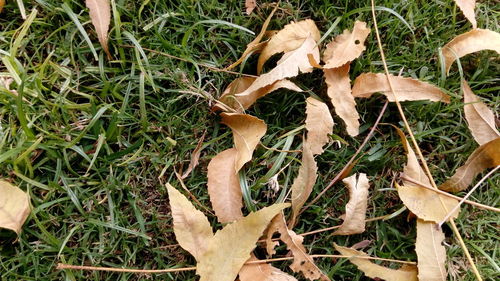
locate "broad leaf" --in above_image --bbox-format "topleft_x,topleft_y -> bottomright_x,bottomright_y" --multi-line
455,0 -> 477,28
333,173 -> 369,235
305,97 -> 334,155
239,254 -> 298,281
86,0 -> 111,59
323,21 -> 370,69
416,219 -> 447,281
0,180 -> 30,235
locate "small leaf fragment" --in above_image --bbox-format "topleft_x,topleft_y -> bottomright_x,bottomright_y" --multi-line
305,97 -> 334,155
415,219 -> 447,281
245,0 -> 257,15
454,0 -> 477,28
181,131 -> 206,179
0,0 -> 4,13
333,173 -> 369,235
86,0 -> 112,59
239,254 -> 298,281
0,180 -> 30,235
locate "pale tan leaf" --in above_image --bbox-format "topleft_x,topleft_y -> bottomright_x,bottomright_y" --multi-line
305,97 -> 334,155
442,29 -> 500,74
462,80 -> 499,145
416,219 -> 447,281
245,0 -> 257,15
197,203 -> 290,281
181,131 -> 206,179
0,180 -> 30,235
333,244 -> 418,281
86,0 -> 111,59
258,19 -> 320,73
207,148 -> 243,223
166,183 -> 213,261
221,113 -> 267,172
323,21 -> 370,69
333,173 -> 369,235
440,137 -> 500,192
216,77 -> 302,112
455,0 -> 477,28
352,73 -> 450,103
239,254 -> 298,281
324,64 -> 360,136
290,144 -> 318,227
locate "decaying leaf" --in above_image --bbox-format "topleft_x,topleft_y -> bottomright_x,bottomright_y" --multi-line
333,173 -> 369,235
462,80 -> 499,145
415,219 -> 447,281
207,148 -> 243,223
0,0 -> 5,14
258,19 -> 321,73
442,29 -> 500,74
245,0 -> 257,15
352,73 -> 450,103
197,203 -> 289,281
305,97 -> 334,155
221,113 -> 267,172
86,0 -> 111,59
290,143 -> 318,227
238,35 -> 320,97
440,137 -> 500,192
323,21 -> 370,69
333,244 -> 418,281
166,183 -> 213,261
455,0 -> 477,28
181,131 -> 206,179
324,64 -> 360,136
239,254 -> 298,281
0,180 -> 30,235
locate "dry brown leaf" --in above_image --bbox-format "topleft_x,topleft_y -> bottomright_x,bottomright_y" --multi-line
415,219 -> 447,281
196,203 -> 289,281
290,143 -> 318,227
181,131 -> 206,179
323,21 -> 370,69
239,254 -> 298,281
455,0 -> 477,28
207,148 -> 243,223
216,77 -> 302,112
333,173 -> 369,235
442,29 -> 500,74
0,180 -> 30,235
440,137 -> 500,192
462,80 -> 499,145
166,183 -> 213,261
324,64 -> 360,136
221,113 -> 267,172
0,0 -> 5,13
333,244 -> 418,281
257,19 -> 320,73
245,0 -> 257,15
305,97 -> 334,155
352,73 -> 450,103
86,0 -> 111,59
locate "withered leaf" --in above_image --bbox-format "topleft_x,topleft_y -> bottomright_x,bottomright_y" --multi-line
323,21 -> 370,69
239,254 -> 298,281
333,244 -> 418,281
305,97 -> 334,155
181,131 -> 206,179
0,180 -> 30,235
333,173 -> 369,236
86,0 -> 111,59
455,0 -> 477,28
245,0 -> 257,15
415,219 -> 447,281
0,0 -> 4,13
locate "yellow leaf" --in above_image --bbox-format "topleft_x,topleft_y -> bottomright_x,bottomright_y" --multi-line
0,180 -> 30,235
462,80 -> 499,145
207,148 -> 243,223
324,63 -> 360,136
196,203 -> 290,281
416,219 -> 447,281
305,97 -> 334,155
352,73 -> 450,103
442,29 -> 500,74
258,19 -> 320,73
221,113 -> 267,172
333,173 -> 369,235
440,137 -> 500,192
323,21 -> 371,69
239,254 -> 298,281
333,244 -> 418,281
86,0 -> 111,59
245,0 -> 257,15
166,183 -> 213,261
454,0 -> 477,28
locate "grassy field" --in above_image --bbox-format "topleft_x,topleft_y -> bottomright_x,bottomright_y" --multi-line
0,0 -> 499,280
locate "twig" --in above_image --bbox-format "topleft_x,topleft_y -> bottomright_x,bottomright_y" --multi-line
172,173 -> 215,216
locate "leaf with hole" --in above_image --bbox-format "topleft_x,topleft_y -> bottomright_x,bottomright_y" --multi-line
323,21 -> 370,69
305,97 -> 334,155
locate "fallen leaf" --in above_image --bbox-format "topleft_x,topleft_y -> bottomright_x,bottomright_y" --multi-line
0,0 -> 4,13
442,28 -> 500,74
197,203 -> 289,281
323,21 -> 370,69
207,148 -> 243,223
221,113 -> 267,172
239,254 -> 298,281
258,19 -> 321,73
333,173 -> 369,235
352,73 -> 450,103
415,219 -> 447,281
239,35 -> 320,97
181,131 -> 206,179
462,80 -> 499,145
290,143 -> 318,227
245,0 -> 257,15
166,183 -> 213,261
86,0 -> 112,59
324,64 -> 360,136
305,97 -> 334,155
440,137 -> 500,192
455,0 -> 477,28
0,180 -> 30,235
333,244 -> 418,281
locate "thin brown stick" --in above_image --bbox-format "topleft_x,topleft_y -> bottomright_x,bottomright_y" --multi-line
172,173 -> 215,216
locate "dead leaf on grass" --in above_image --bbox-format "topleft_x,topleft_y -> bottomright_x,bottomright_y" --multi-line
415,219 -> 447,281
323,21 -> 370,69
86,0 -> 112,59
0,180 -> 30,235
0,0 -> 5,13
239,254 -> 298,281
305,97 -> 334,155
245,0 -> 257,15
454,0 -> 477,28
333,173 -> 369,236
181,131 -> 206,179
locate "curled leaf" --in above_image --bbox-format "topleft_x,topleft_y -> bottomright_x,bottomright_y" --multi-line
239,254 -> 298,281
0,180 -> 30,235
181,131 -> 206,179
333,173 -> 369,236
305,97 -> 334,155
323,21 -> 370,69
454,0 -> 477,28
415,219 -> 447,281
86,0 -> 111,59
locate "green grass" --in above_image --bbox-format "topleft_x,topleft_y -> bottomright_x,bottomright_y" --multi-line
0,0 -> 499,280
